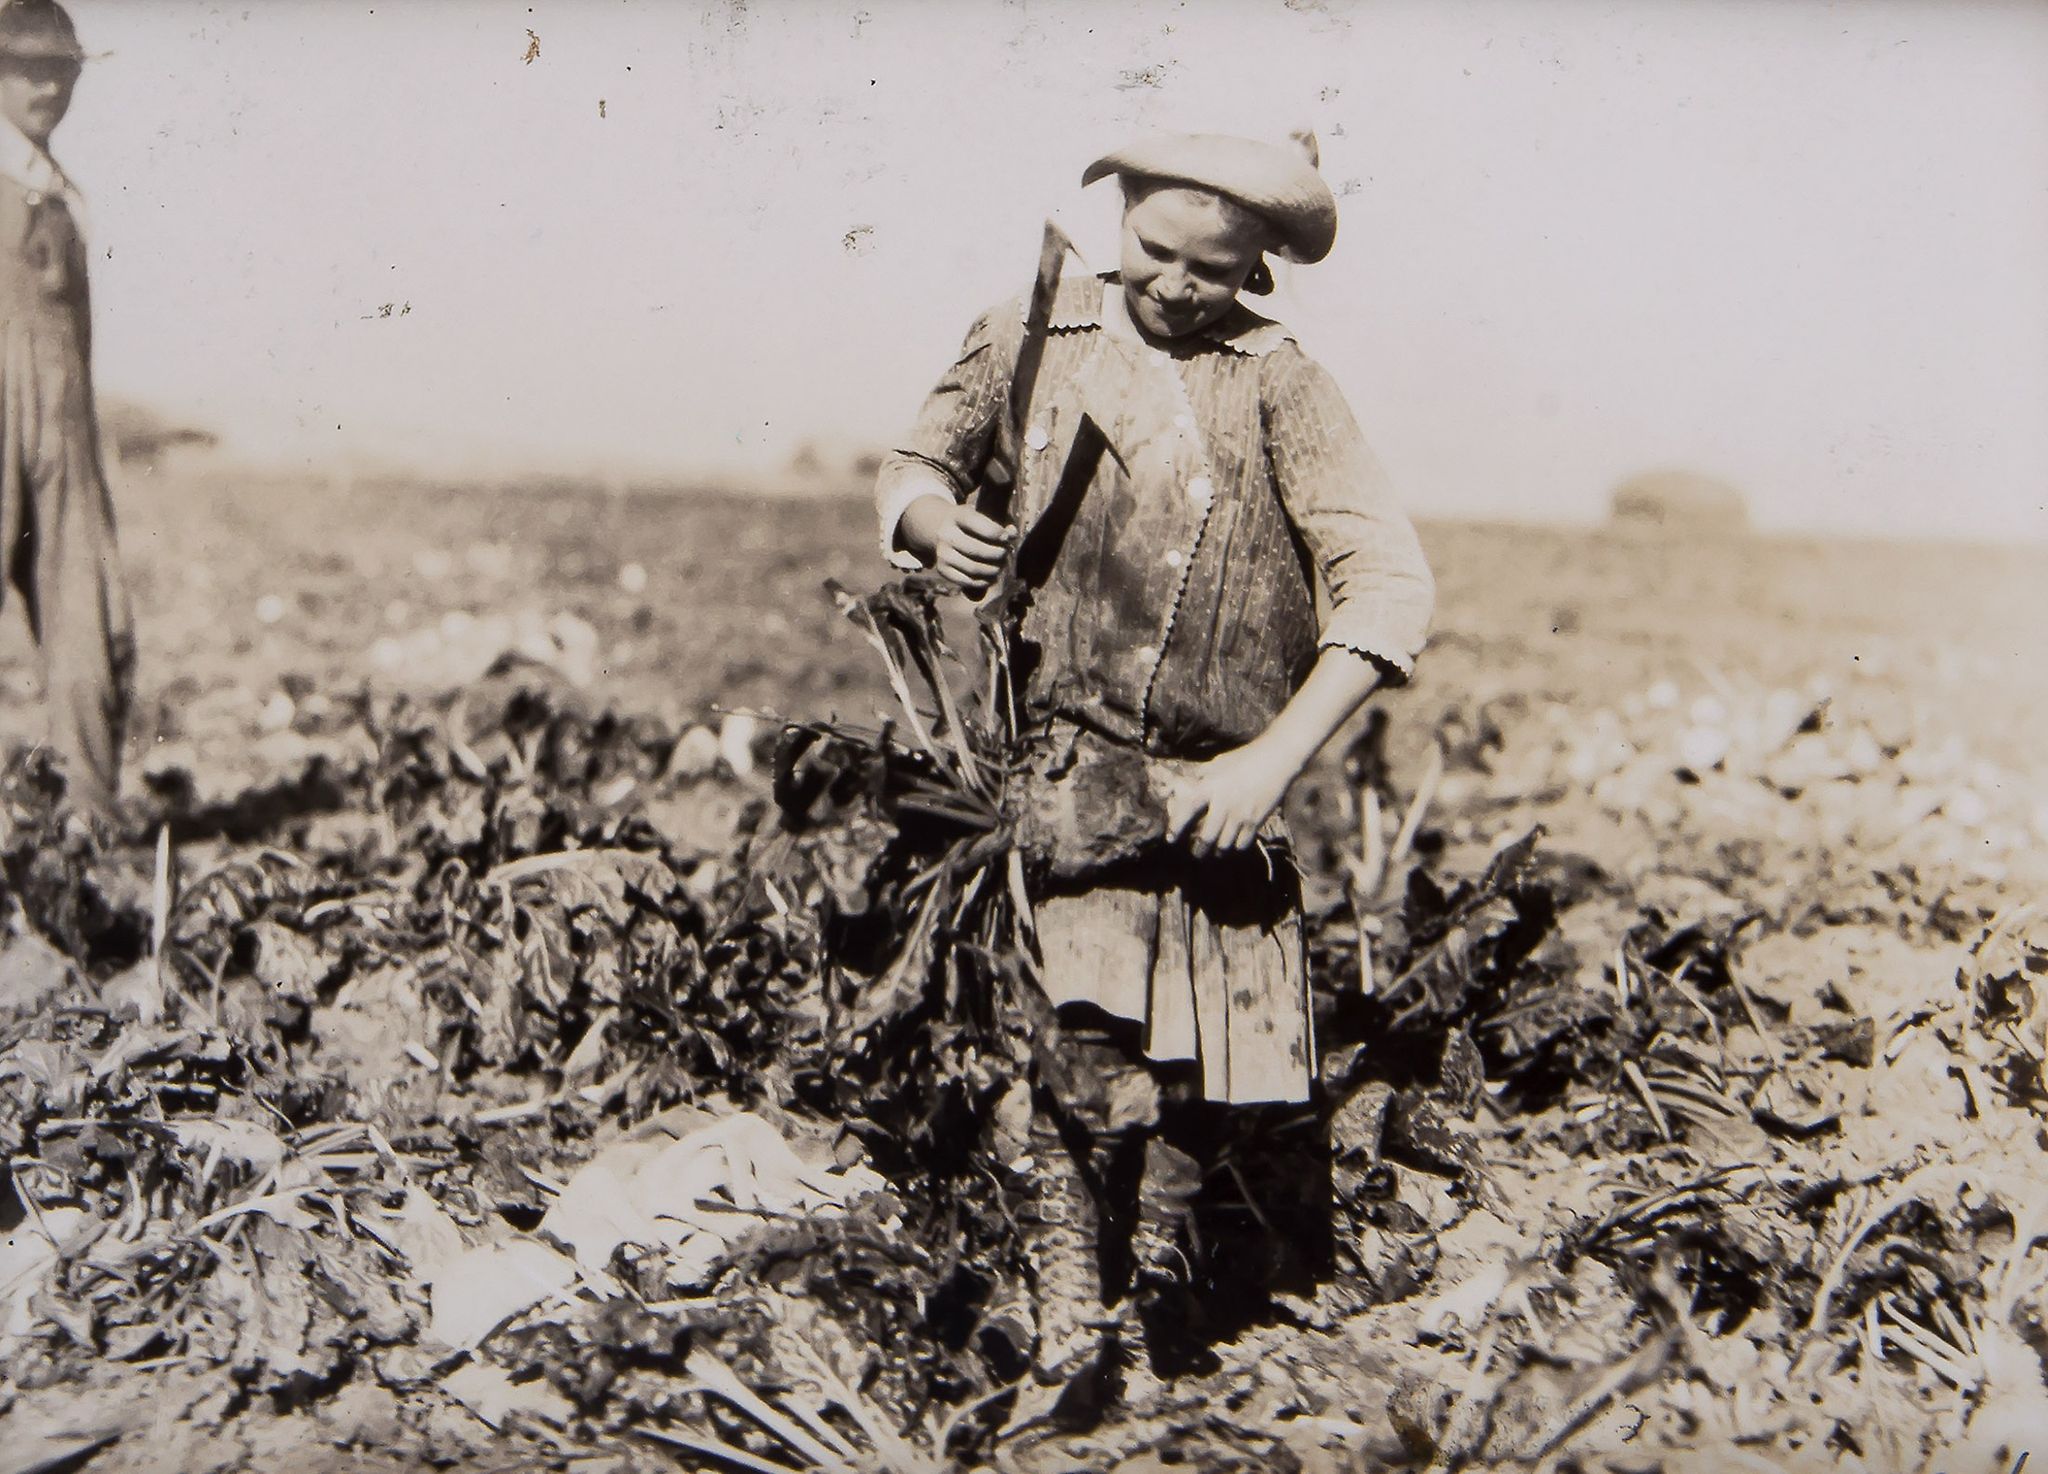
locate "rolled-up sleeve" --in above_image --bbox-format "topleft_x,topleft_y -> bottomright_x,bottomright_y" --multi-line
874,304 -> 1018,570
1263,348 -> 1435,682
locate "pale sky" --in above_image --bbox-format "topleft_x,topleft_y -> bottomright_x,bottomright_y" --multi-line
51,0 -> 2048,539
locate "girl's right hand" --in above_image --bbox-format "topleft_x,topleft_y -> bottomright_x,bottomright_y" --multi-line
897,495 -> 1016,596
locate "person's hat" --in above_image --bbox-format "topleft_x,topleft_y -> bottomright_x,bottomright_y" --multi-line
0,0 -> 84,64
1082,129 -> 1338,264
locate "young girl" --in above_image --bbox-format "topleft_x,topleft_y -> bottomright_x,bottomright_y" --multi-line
874,131 -> 1434,1384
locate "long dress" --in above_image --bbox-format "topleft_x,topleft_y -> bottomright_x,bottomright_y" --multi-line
877,274 -> 1433,1104
0,155 -> 132,815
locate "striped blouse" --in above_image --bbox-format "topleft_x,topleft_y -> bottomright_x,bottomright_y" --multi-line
876,274 -> 1434,759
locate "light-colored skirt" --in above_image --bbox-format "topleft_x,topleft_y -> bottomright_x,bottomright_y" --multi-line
1032,872 -> 1315,1106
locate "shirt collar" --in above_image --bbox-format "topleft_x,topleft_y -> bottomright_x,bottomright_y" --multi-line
1043,273 -> 1294,357
0,116 -> 83,218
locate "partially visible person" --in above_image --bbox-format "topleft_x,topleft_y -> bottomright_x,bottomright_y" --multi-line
0,0 -> 131,819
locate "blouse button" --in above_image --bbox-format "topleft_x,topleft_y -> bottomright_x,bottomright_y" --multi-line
1024,423 -> 1050,452
1165,549 -> 1183,568
1187,475 -> 1214,506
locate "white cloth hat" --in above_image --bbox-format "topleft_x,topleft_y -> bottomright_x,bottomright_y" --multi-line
1081,130 -> 1338,264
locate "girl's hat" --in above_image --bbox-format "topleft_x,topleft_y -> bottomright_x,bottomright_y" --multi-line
1082,130 -> 1338,264
0,0 -> 84,64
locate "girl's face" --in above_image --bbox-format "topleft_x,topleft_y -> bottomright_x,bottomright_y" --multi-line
0,56 -> 79,147
1118,183 -> 1270,340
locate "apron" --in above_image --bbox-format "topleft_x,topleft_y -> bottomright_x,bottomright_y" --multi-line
1006,290 -> 1316,1105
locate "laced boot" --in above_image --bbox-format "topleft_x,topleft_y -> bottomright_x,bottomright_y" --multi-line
1124,1134 -> 1217,1381
1129,1134 -> 1199,1293
1018,1114 -> 1112,1384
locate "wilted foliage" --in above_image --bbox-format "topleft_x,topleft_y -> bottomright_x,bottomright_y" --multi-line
3,559 -> 2047,1473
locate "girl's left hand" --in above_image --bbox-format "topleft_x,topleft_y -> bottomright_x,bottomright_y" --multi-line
1163,741 -> 1296,857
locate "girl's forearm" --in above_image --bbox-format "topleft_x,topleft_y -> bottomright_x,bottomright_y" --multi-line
1254,647 -> 1384,779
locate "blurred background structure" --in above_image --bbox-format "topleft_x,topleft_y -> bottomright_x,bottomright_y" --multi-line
59,0 -> 2048,541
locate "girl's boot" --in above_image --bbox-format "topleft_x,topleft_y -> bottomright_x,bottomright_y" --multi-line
1019,1113 -> 1112,1382
1129,1134 -> 1199,1292
1124,1133 -> 1213,1381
